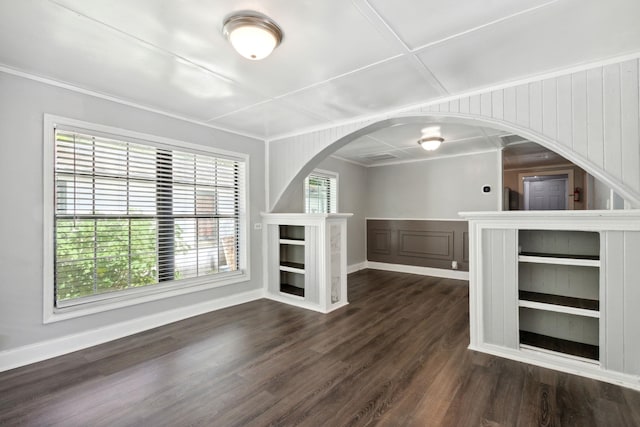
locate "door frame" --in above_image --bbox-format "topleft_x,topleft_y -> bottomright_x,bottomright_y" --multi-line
518,168 -> 575,210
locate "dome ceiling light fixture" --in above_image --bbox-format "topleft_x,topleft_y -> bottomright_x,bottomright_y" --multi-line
418,136 -> 444,151
222,11 -> 283,61
418,126 -> 444,151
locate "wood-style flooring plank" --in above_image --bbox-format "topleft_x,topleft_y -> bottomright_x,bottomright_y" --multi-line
0,269 -> 639,426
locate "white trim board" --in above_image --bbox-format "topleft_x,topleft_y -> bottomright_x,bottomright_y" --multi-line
0,65 -> 263,141
0,289 -> 263,373
366,217 -> 467,222
347,262 -> 367,274
263,293 -> 348,314
366,261 -> 469,281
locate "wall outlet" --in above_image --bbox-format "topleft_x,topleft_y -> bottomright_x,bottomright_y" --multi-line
451,260 -> 458,270
254,223 -> 262,230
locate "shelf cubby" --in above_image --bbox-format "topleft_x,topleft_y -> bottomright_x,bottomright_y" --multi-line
519,230 -> 600,260
519,307 -> 599,361
279,225 -> 305,241
518,290 -> 599,311
517,230 -> 601,361
279,270 -> 305,297
520,331 -> 599,361
280,283 -> 304,297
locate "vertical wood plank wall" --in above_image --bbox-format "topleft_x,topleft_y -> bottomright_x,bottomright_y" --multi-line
267,225 -> 280,295
604,231 -> 640,375
481,229 -> 518,349
304,226 -> 319,305
623,232 -> 640,376
268,58 -> 640,211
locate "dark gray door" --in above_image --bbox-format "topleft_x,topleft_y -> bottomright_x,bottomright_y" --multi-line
524,175 -> 568,210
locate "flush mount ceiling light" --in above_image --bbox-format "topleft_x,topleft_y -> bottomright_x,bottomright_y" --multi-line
223,11 -> 283,60
418,125 -> 444,151
418,136 -> 444,151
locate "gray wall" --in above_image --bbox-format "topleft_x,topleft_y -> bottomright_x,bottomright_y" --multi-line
319,157 -> 367,266
366,151 -> 500,219
274,156 -> 368,267
274,152 -> 498,265
0,72 -> 265,351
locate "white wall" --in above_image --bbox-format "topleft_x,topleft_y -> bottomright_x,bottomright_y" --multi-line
366,151 -> 500,219
592,176 -> 613,210
273,156 -> 368,266
0,72 -> 265,353
588,174 -> 631,210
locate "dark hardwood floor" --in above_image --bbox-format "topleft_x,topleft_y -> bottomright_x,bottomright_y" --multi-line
1,269 -> 639,426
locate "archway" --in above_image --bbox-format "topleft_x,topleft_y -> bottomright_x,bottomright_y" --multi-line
272,112 -> 640,212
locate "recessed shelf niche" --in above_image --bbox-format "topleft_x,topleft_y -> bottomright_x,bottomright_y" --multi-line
518,230 -> 600,362
279,225 -> 305,297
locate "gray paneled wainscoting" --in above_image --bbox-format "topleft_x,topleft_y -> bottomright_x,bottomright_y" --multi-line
367,219 -> 469,272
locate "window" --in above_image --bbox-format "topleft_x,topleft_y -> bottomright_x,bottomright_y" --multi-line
304,170 -> 337,213
44,115 -> 248,321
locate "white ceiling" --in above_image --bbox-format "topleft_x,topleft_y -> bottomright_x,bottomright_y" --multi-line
0,0 -> 639,141
502,140 -> 569,169
333,122 -> 509,166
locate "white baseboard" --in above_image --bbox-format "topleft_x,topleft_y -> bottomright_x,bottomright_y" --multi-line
1,261 -> 464,373
347,261 -> 367,274
365,261 -> 469,281
263,293 -> 349,314
470,343 -> 640,391
264,293 -> 326,313
0,289 -> 263,373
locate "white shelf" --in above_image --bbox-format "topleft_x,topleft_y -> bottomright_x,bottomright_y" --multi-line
279,265 -> 305,275
518,255 -> 600,267
518,299 -> 600,318
279,238 -> 305,246
278,290 -> 304,300
520,344 -> 600,366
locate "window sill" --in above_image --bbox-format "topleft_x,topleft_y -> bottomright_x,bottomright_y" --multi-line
44,270 -> 250,324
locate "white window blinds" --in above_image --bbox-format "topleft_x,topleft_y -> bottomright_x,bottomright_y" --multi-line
54,128 -> 243,307
304,172 -> 337,213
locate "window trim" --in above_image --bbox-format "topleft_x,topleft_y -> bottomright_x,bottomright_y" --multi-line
43,114 -> 251,323
304,169 -> 338,213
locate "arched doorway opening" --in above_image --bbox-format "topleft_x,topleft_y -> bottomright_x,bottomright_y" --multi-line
271,113 -> 639,213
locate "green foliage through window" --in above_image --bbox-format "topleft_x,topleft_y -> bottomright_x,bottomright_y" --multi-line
53,127 -> 243,306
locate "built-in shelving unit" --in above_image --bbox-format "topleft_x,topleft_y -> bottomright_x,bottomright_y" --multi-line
459,210 -> 640,391
262,213 -> 352,313
517,230 -> 601,362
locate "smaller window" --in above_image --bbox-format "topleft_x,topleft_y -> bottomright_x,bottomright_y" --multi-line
304,170 -> 337,213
